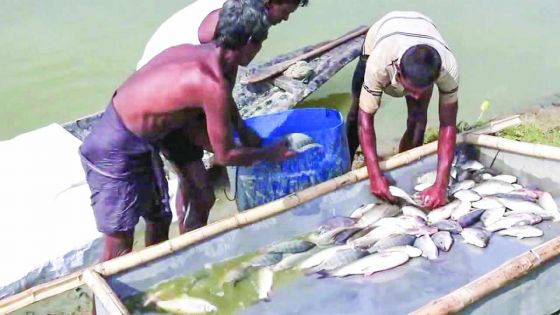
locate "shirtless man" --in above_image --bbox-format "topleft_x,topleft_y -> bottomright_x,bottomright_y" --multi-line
137,0 -> 310,234
348,11 -> 460,209
80,0 -> 295,261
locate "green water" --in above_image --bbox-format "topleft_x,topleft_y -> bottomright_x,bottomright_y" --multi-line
2,1 -> 560,144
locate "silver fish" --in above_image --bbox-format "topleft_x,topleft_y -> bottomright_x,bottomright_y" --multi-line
389,186 -> 418,205
249,252 -> 283,267
416,170 -> 437,185
497,197 -> 548,217
460,160 -> 485,171
151,295 -> 218,314
308,226 -> 353,246
537,192 -> 560,221
450,200 -> 473,220
428,200 -> 461,223
472,180 -> 516,196
334,227 -> 363,245
368,234 -> 416,253
257,267 -> 274,301
498,226 -> 544,239
307,248 -> 367,273
414,182 -> 432,192
414,234 -> 438,260
480,207 -> 506,227
350,203 -> 376,219
453,189 -> 481,202
485,213 -> 542,232
431,231 -> 453,252
449,180 -> 476,195
458,209 -> 485,228
356,203 -> 401,227
512,184 -> 523,190
297,245 -> 351,270
402,205 -> 428,220
472,197 -> 503,210
461,227 -> 489,248
328,251 -> 410,277
379,245 -> 423,258
285,133 -> 322,153
267,240 -> 315,254
349,225 -> 403,248
271,249 -> 320,271
491,174 -> 517,184
223,266 -> 249,286
433,219 -> 463,234
374,215 -> 426,229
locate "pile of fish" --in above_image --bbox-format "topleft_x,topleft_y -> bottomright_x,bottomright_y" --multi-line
145,159 -> 559,313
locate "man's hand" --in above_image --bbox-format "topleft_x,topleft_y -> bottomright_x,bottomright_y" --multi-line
419,183 -> 448,209
266,140 -> 297,162
370,175 -> 397,203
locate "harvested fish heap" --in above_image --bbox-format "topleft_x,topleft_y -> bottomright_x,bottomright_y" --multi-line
136,159 -> 559,313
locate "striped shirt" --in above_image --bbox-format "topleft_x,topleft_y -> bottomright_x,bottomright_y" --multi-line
359,11 -> 459,114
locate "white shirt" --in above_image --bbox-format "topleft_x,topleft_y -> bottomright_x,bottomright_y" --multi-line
359,11 -> 460,114
136,0 -> 227,70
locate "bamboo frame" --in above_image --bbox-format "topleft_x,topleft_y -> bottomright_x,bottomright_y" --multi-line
0,114 -> 524,313
411,236 -> 560,315
464,133 -> 560,161
82,270 -> 129,315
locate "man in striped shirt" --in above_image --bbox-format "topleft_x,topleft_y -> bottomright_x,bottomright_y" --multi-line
347,11 -> 459,209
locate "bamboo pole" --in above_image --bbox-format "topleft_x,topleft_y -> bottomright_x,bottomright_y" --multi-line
82,270 -> 129,315
463,133 -> 560,161
411,236 -> 560,315
0,114 -> 523,312
0,272 -> 83,314
240,25 -> 369,84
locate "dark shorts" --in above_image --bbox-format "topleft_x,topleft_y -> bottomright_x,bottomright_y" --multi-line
351,55 -> 368,96
79,101 -> 172,234
160,129 -> 204,166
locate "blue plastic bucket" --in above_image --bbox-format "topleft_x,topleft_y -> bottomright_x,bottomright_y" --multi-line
231,108 -> 350,211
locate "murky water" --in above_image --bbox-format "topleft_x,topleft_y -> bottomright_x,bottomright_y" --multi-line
2,0 -> 560,145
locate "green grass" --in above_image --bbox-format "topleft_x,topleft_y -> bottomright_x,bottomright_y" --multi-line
423,120 -> 488,144
497,123 -> 560,147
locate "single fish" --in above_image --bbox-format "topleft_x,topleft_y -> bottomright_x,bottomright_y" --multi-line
356,203 -> 401,227
368,234 -> 416,253
389,186 -> 418,205
498,226 -> 544,239
319,216 -> 357,232
450,200 -> 473,220
416,171 -> 437,185
349,225 -> 403,248
297,245 -> 351,270
378,245 -> 423,258
493,193 -> 536,202
271,249 -> 319,271
284,133 -> 322,153
449,179 -> 476,195
497,197 -> 548,217
461,227 -> 489,248
472,197 -> 503,210
307,248 -> 367,273
487,213 -> 543,232
491,174 -> 517,184
472,180 -> 516,196
249,252 -> 283,267
328,251 -> 410,277
350,203 -> 376,219
431,231 -> 453,252
453,189 -> 481,202
433,219 -> 463,234
537,192 -> 560,221
414,234 -> 438,260
458,209 -> 485,228
149,295 -> 218,314
402,205 -> 428,220
428,200 -> 461,223
480,207 -> 506,227
257,267 -> 274,301
460,160 -> 485,171
266,240 -> 316,254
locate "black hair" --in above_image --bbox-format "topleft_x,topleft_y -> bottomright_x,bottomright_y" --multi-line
400,44 -> 442,88
216,0 -> 270,50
